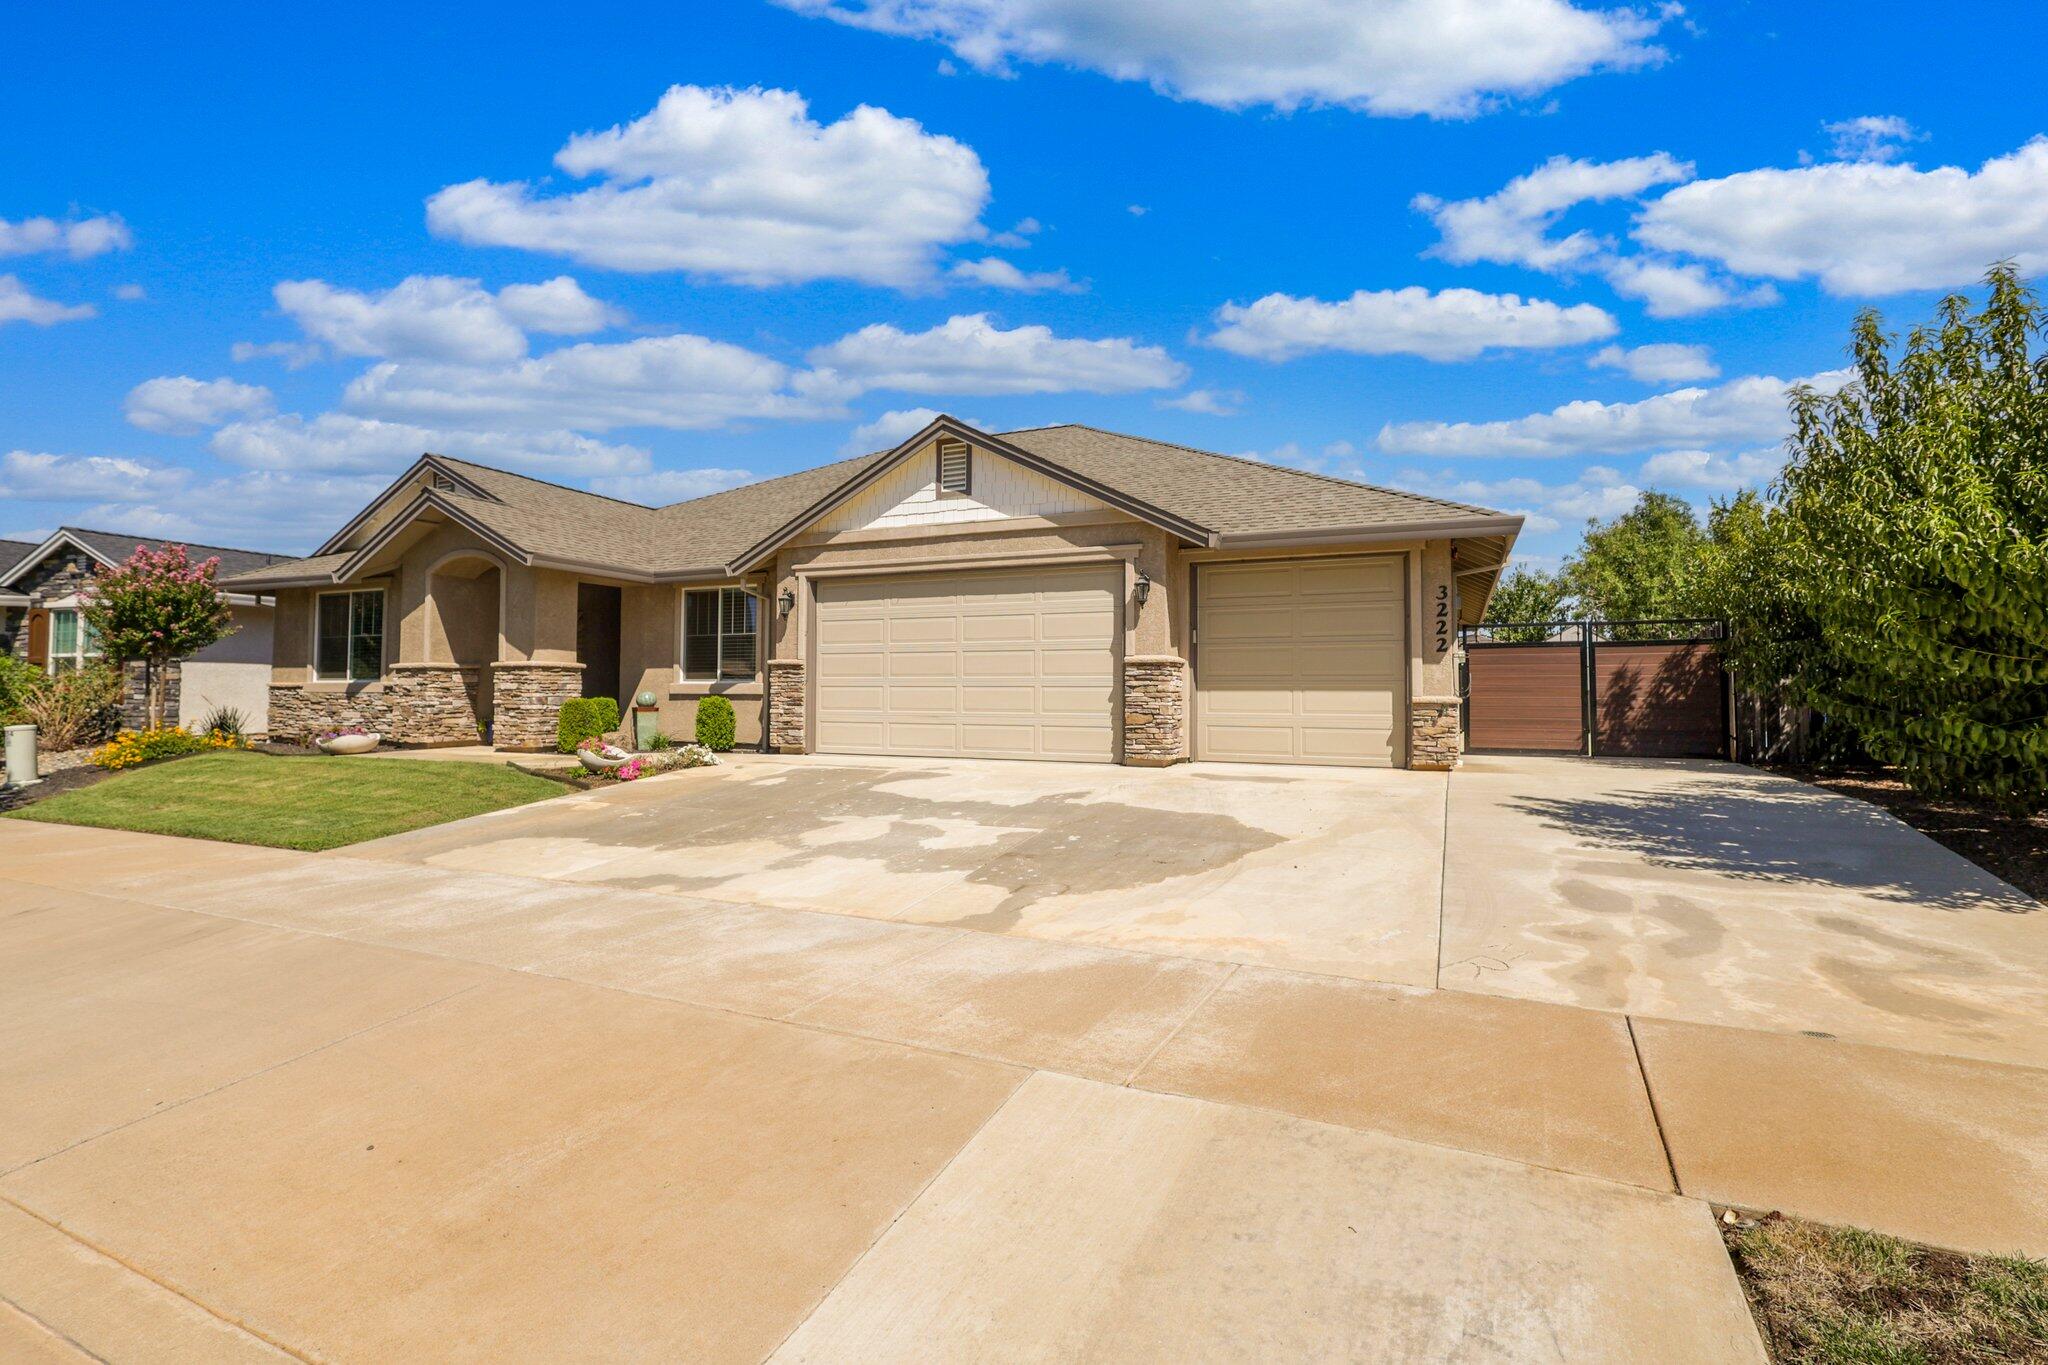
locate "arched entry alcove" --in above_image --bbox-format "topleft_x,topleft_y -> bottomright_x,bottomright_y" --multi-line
426,551 -> 504,739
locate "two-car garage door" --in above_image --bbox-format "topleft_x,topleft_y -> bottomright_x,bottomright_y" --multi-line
814,568 -> 1120,762
810,556 -> 1406,768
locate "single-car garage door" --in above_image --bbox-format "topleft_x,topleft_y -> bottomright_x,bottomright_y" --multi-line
1195,557 -> 1406,767
814,567 -> 1121,762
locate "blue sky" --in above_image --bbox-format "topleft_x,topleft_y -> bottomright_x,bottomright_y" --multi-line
5,1 -> 2046,565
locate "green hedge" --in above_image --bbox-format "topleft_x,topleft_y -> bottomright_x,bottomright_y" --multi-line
556,696 -> 622,753
695,695 -> 736,752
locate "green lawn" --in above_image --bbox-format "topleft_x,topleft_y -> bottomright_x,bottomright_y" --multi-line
6,750 -> 565,851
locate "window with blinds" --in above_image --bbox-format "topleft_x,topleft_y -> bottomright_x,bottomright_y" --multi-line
936,438 -> 971,495
683,586 -> 758,680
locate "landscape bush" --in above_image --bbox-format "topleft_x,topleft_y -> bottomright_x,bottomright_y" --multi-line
91,726 -> 243,770
695,695 -> 736,751
0,655 -> 43,725
555,695 -> 622,753
19,664 -> 123,750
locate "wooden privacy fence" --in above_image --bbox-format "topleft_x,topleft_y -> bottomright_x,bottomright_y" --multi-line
1460,619 -> 1729,759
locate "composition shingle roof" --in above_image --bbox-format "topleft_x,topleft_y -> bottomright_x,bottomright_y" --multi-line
224,423 -> 1512,586
0,539 -> 35,578
59,528 -> 292,579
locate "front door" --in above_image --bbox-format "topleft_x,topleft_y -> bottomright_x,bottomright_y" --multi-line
576,583 -> 622,706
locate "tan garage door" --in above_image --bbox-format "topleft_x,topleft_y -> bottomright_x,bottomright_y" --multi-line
814,568 -> 1120,762
1195,557 -> 1406,767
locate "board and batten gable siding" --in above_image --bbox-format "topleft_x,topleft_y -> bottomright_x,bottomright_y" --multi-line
814,443 -> 1110,534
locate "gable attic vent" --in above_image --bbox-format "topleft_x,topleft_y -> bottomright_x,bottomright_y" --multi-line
431,471 -> 457,492
935,438 -> 972,495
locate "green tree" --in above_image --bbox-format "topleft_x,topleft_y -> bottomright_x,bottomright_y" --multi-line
1779,263 -> 2048,809
1686,490 -> 1813,692
1481,567 -> 1572,641
1562,491 -> 1710,624
79,543 -> 233,731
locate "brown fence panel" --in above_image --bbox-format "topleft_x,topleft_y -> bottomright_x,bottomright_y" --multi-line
1466,645 -> 1586,753
1593,642 -> 1724,757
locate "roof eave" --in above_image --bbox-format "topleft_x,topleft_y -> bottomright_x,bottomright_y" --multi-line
1210,513 -> 1525,550
314,455 -> 499,557
0,530 -> 108,588
332,490 -> 534,583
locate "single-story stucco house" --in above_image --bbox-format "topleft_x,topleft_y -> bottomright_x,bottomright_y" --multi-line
221,418 -> 1519,769
1,528 -> 290,733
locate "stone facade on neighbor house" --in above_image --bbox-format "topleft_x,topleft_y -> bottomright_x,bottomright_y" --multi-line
224,421 -> 1517,769
2,531 -> 288,738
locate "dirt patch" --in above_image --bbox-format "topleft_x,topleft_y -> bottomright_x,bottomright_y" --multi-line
1780,767 -> 2048,905
1723,1209 -> 2048,1363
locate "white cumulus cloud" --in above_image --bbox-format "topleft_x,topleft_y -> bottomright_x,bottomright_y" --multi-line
0,214 -> 132,260
773,0 -> 1668,118
426,85 -> 995,288
0,451 -> 191,502
1207,286 -> 1615,362
1639,447 -> 1780,490
1589,343 -> 1719,384
949,257 -> 1082,292
1417,153 -> 1693,270
808,313 -> 1186,395
0,275 -> 96,327
1636,138 -> 2048,295
1377,369 -> 1853,458
123,376 -> 275,434
1824,115 -> 1924,165
344,332 -> 831,433
209,412 -> 652,478
1157,388 -> 1245,415
273,275 -> 617,365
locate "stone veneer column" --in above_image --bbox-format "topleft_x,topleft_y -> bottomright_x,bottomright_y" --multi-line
1409,696 -> 1462,770
386,664 -> 483,746
1122,656 -> 1188,766
766,659 -> 806,753
267,684 -> 395,744
120,659 -> 181,730
490,662 -> 584,751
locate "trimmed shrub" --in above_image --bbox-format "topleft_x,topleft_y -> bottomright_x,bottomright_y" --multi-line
0,655 -> 42,725
556,697 -> 605,754
695,695 -> 736,752
589,695 -> 621,734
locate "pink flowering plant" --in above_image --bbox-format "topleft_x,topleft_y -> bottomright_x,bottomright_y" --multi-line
80,544 -> 232,731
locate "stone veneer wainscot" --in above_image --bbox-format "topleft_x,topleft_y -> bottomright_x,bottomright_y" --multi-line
1409,697 -> 1462,770
490,662 -> 584,751
1122,656 -> 1187,766
385,663 -> 484,746
766,659 -> 806,753
268,683 -> 393,743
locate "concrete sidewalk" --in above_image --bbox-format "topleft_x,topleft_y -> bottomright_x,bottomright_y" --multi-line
3,815 -> 2045,1360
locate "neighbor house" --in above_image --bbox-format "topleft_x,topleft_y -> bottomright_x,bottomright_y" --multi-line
222,418 -> 1519,768
1,528 -> 291,733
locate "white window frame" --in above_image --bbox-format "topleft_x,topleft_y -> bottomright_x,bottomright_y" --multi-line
44,603 -> 99,674
680,586 -> 760,682
313,588 -> 386,683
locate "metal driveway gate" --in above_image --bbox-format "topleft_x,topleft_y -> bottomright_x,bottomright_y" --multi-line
1460,619 -> 1728,759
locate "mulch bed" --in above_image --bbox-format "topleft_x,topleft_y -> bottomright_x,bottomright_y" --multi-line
1770,765 -> 2048,903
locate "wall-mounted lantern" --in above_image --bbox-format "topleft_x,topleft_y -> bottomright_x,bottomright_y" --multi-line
777,587 -> 796,616
1133,571 -> 1152,606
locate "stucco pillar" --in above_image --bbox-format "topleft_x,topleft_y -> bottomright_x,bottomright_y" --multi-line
1411,539 -> 1462,770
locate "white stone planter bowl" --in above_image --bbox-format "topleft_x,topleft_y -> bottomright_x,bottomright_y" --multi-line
317,733 -> 381,755
579,748 -> 632,772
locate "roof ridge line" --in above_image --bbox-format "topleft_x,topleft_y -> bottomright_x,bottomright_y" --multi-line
1040,424 -> 1500,517
428,455 -> 659,512
56,526 -> 289,559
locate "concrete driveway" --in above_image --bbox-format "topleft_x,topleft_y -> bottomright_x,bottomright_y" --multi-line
358,753 -> 1451,985
5,754 -> 2047,1360
359,750 -> 2048,1067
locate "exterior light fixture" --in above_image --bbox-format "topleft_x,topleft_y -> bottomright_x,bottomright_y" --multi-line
1134,571 -> 1152,606
778,587 -> 795,616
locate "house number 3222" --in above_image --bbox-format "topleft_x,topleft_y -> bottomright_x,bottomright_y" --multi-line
1433,584 -> 1450,657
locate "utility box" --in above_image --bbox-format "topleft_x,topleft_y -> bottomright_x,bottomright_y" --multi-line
3,724 -> 38,787
632,691 -> 661,750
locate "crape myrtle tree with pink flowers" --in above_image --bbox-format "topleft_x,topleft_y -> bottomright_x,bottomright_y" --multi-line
80,544 -> 234,731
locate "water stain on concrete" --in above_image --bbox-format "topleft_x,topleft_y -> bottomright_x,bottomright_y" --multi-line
1813,955 -> 1998,1029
